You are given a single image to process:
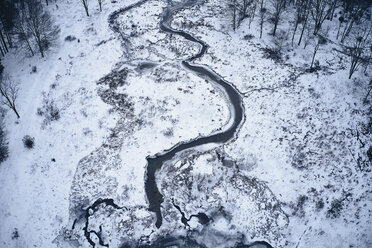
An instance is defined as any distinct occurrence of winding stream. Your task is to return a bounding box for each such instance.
[79,0,276,247]
[144,0,245,228]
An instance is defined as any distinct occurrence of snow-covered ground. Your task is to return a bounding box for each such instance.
[170,0,372,247]
[0,0,135,246]
[0,0,371,247]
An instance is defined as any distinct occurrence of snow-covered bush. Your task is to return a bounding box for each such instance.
[11,228,19,240]
[162,127,174,137]
[64,35,76,42]
[243,34,254,41]
[37,95,60,126]
[262,47,282,62]
[326,199,343,218]
[22,135,35,149]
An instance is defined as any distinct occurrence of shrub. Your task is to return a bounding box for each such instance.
[315,199,324,210]
[262,47,282,62]
[22,135,35,149]
[11,228,19,240]
[243,34,254,41]
[37,96,60,125]
[64,35,77,42]
[327,199,343,218]
[163,127,174,137]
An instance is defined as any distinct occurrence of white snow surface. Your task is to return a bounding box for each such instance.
[0,0,371,247]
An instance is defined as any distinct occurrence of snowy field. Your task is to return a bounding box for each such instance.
[0,0,371,247]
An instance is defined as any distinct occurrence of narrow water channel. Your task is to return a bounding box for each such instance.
[144,0,245,228]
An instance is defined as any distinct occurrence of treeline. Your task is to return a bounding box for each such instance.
[227,0,371,78]
[0,0,60,58]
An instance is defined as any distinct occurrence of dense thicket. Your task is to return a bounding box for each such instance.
[0,0,60,57]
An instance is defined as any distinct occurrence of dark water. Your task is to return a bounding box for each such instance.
[135,236,273,248]
[144,0,244,228]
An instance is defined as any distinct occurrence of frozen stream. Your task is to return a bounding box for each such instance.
[144,0,244,229]
[79,0,274,247]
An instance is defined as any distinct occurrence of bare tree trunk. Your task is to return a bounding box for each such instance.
[348,28,370,79]
[310,43,319,68]
[0,30,8,53]
[363,81,372,104]
[271,0,286,37]
[298,0,310,46]
[15,16,35,56]
[336,20,342,40]
[36,36,44,57]
[0,78,20,119]
[273,19,279,36]
[232,0,237,31]
[12,105,20,118]
[259,0,265,39]
[329,0,337,21]
[98,0,102,11]
[248,3,256,29]
[25,36,34,56]
[4,30,12,48]
[291,18,299,46]
[298,14,308,46]
[82,0,89,16]
[340,19,354,43]
[311,0,330,35]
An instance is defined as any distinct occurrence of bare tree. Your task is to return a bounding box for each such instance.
[0,43,4,56]
[236,0,255,27]
[336,15,344,40]
[98,0,103,12]
[26,0,60,57]
[247,1,257,29]
[310,34,327,69]
[14,10,35,56]
[81,0,89,16]
[0,29,8,53]
[232,0,237,31]
[292,0,309,45]
[311,0,331,35]
[303,27,312,49]
[270,0,287,36]
[363,79,372,104]
[347,27,371,79]
[0,76,20,118]
[340,1,366,43]
[259,0,267,39]
[328,0,338,21]
[297,0,311,45]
